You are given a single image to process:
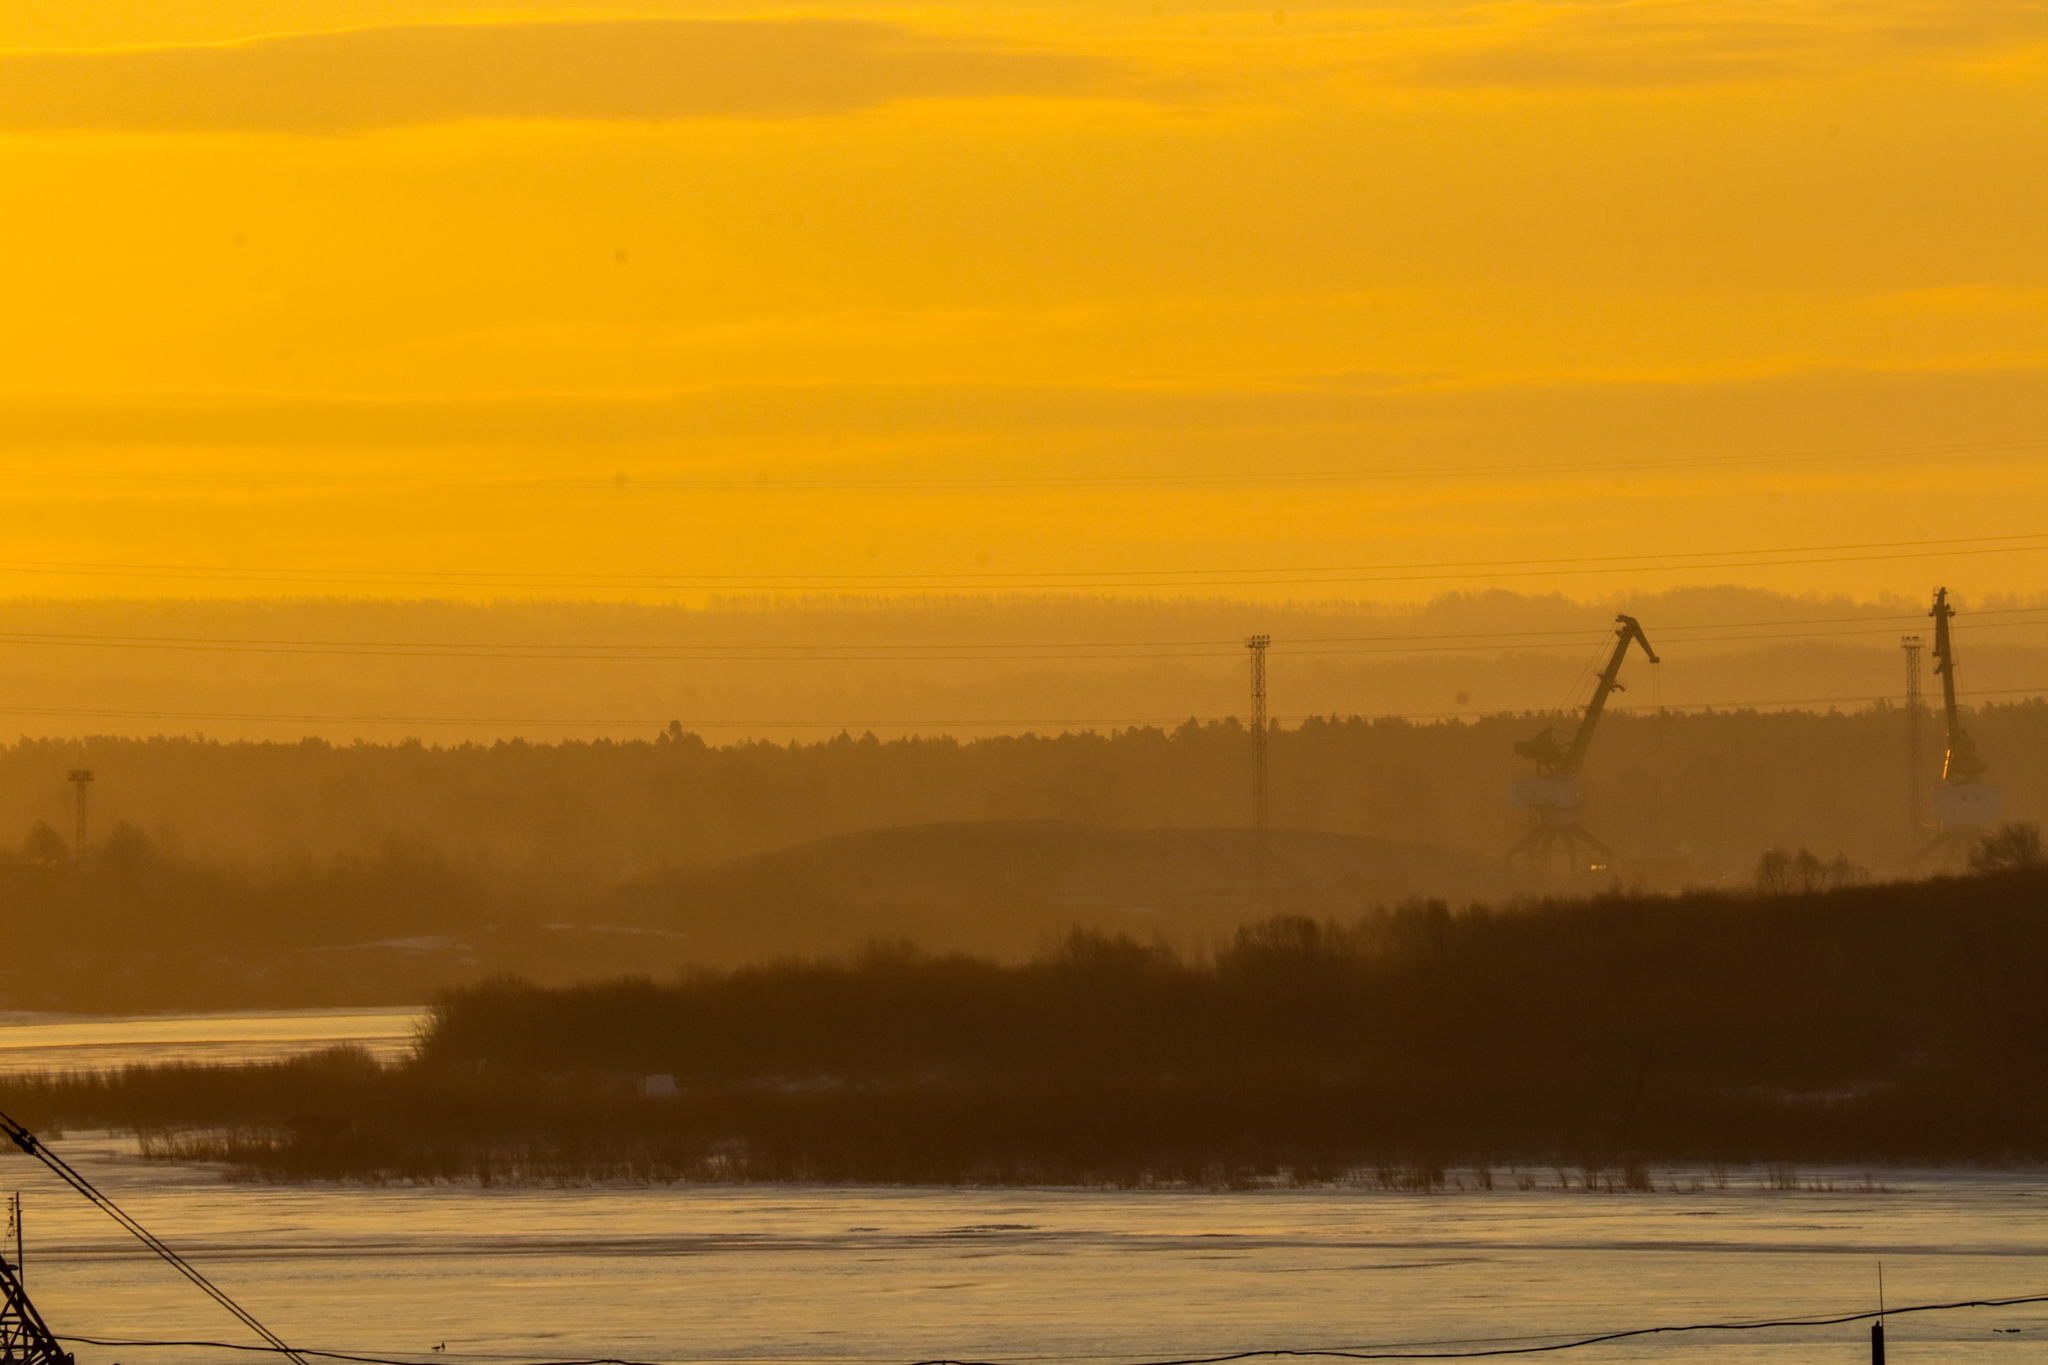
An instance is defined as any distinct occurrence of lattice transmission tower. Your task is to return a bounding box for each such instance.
[0,1196,71,1365]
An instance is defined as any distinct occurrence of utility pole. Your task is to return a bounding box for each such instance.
[66,768,93,863]
[1246,635,1270,874]
[1901,635,1923,841]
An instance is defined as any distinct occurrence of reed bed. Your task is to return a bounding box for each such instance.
[7,868,2045,1184]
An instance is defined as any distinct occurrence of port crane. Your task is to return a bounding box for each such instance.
[1915,587,2000,863]
[0,1109,305,1365]
[1506,614,1658,878]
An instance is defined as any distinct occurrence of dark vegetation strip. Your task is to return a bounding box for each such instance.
[6,868,2047,1184]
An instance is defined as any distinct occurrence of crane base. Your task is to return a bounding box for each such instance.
[1505,816,1615,881]
[1910,824,1982,869]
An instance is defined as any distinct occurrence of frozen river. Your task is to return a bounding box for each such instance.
[0,1007,426,1071]
[10,1144,2046,1365]
[0,1012,2040,1365]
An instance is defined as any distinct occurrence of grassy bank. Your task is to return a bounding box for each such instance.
[7,866,2047,1184]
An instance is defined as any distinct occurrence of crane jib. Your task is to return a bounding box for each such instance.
[1561,615,1659,776]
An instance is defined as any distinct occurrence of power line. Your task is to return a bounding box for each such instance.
[9,433,2047,493]
[0,530,2044,592]
[51,1291,2048,1365]
[0,607,2044,665]
[1284,614,2048,659]
[0,1112,304,1365]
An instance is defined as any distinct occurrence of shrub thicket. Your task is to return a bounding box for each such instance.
[10,865,2046,1183]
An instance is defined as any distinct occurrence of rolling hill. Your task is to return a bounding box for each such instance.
[646,820,1509,960]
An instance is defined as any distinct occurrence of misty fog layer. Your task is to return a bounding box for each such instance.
[0,701,2036,1010]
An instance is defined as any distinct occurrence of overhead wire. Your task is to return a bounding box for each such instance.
[1,682,2046,732]
[9,432,2047,493]
[1555,630,1614,713]
[0,600,2024,657]
[0,530,2044,593]
[0,1112,305,1365]
[0,608,2042,664]
[51,1291,2048,1365]
[0,545,2032,727]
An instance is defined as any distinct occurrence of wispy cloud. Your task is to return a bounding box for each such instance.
[1384,0,2048,89]
[5,3,2034,136]
[5,360,2045,449]
[0,19,1117,134]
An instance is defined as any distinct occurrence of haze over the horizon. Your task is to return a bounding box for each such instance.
[0,587,2039,743]
[1,0,2044,612]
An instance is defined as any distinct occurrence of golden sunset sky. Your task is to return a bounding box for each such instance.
[3,0,2045,602]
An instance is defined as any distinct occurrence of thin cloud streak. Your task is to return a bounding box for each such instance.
[3,363,2044,449]
[0,19,1118,134]
[1361,0,2048,89]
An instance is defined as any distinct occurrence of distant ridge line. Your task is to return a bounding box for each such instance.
[3,685,2048,731]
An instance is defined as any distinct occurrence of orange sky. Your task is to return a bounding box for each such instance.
[2,0,2045,602]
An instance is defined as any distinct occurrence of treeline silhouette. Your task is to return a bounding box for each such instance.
[0,821,650,1010]
[0,812,1492,1009]
[13,865,2047,1183]
[4,700,2044,890]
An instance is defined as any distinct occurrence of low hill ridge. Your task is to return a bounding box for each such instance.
[647,820,1508,958]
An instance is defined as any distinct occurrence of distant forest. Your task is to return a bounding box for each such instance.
[0,701,2040,1009]
[16,864,2047,1183]
[6,699,2043,877]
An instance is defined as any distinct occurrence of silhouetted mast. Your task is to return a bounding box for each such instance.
[1901,634,1923,838]
[1246,634,1270,878]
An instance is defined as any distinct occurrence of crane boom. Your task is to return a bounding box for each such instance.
[1516,614,1660,777]
[1929,587,1986,784]
[1566,614,1658,773]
